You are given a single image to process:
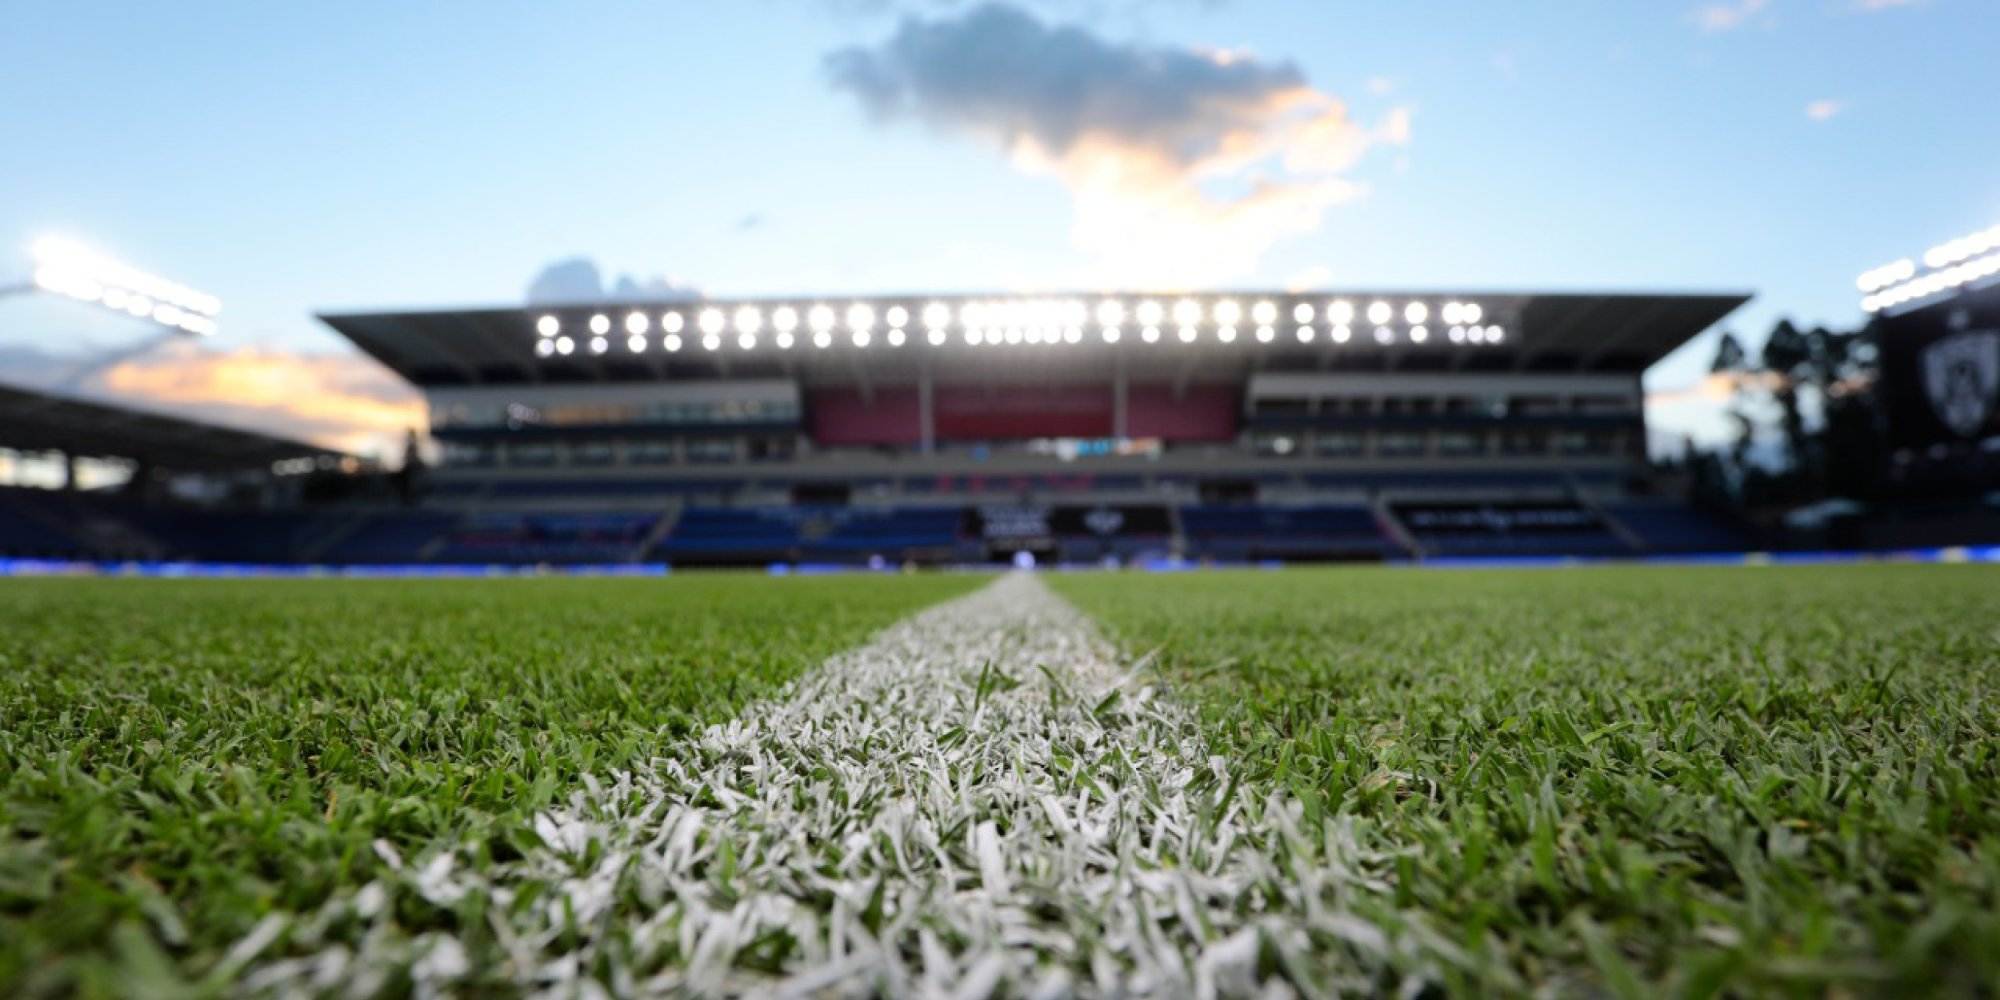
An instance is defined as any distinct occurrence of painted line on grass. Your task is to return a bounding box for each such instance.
[242,573,1441,997]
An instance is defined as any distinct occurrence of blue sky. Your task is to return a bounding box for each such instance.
[1,0,1995,456]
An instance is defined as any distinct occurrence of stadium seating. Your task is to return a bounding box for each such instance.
[318,511,463,564]
[1605,502,1748,553]
[431,511,659,564]
[653,507,804,561]
[1179,504,1399,561]
[806,507,964,557]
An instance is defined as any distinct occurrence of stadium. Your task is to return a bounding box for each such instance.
[4,5,1999,998]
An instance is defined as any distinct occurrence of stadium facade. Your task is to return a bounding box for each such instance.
[287,289,1751,566]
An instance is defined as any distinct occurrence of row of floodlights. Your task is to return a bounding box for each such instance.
[530,298,1502,357]
[27,237,219,336]
[1860,249,2000,313]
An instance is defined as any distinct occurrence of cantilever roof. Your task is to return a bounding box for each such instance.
[321,290,1749,389]
[0,383,344,471]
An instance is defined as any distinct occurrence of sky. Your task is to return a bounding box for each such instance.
[1,0,1995,459]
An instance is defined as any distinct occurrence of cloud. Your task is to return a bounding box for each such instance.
[1804,98,1844,121]
[1693,0,1770,31]
[824,2,1408,286]
[88,341,427,459]
[526,257,699,305]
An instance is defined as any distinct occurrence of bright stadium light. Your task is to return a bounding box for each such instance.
[886,305,909,329]
[846,303,875,332]
[773,306,799,333]
[590,313,611,335]
[1142,325,1161,343]
[555,336,575,355]
[662,311,685,334]
[1102,325,1121,343]
[1096,299,1126,326]
[1405,302,1429,324]
[927,328,947,346]
[1173,298,1202,326]
[888,328,906,347]
[1373,325,1394,344]
[1410,325,1429,343]
[1217,325,1238,343]
[1296,325,1315,343]
[1136,299,1164,326]
[1177,325,1198,343]
[1332,324,1352,343]
[627,334,647,353]
[1062,326,1082,344]
[702,333,722,351]
[1367,301,1392,325]
[624,311,649,335]
[664,333,683,352]
[537,314,561,337]
[1448,325,1466,343]
[923,302,950,329]
[1062,299,1088,327]
[965,328,984,345]
[1488,325,1506,343]
[1214,299,1243,326]
[809,304,836,333]
[1255,325,1275,343]
[734,305,762,335]
[737,332,757,350]
[589,336,609,354]
[1252,300,1278,326]
[534,338,556,357]
[699,308,725,335]
[1004,327,1023,345]
[852,329,872,347]
[1024,326,1043,345]
[1467,326,1486,344]
[1293,302,1314,324]
[27,236,221,335]
[1463,302,1483,324]
[1328,299,1355,324]
[776,331,795,350]
[814,330,833,349]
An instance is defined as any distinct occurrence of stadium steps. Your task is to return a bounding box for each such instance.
[1570,488,1645,553]
[631,501,683,562]
[294,509,376,563]
[1372,497,1423,558]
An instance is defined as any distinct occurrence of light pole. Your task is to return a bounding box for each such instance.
[4,235,224,390]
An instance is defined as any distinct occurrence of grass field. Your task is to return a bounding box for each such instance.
[1,564,1995,996]
[1053,564,2000,995]
[0,574,982,996]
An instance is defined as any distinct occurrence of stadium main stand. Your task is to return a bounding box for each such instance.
[3,290,1773,567]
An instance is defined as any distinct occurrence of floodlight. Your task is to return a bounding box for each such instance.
[589,336,609,354]
[1102,326,1121,343]
[773,306,799,333]
[734,306,762,335]
[776,331,795,350]
[1405,302,1429,324]
[1136,300,1164,326]
[959,302,984,327]
[1214,299,1243,326]
[1448,325,1466,343]
[1410,325,1429,343]
[590,313,611,335]
[809,304,836,333]
[846,303,875,332]
[1177,325,1197,343]
[1004,327,1023,345]
[1142,325,1161,343]
[1331,324,1352,343]
[1173,298,1202,326]
[737,333,757,350]
[814,330,833,348]
[623,312,647,336]
[1252,300,1278,325]
[1025,327,1044,345]
[928,328,947,346]
[664,333,683,352]
[702,333,721,351]
[699,308,725,335]
[853,329,872,347]
[1328,299,1355,324]
[1255,325,1275,343]
[1463,302,1483,323]
[888,328,906,346]
[556,336,575,355]
[1292,302,1314,323]
[1488,325,1506,343]
[1061,299,1088,326]
[886,305,908,328]
[1296,325,1315,342]
[1062,326,1082,344]
[1217,325,1238,343]
[537,314,561,337]
[1467,326,1486,344]
[534,338,556,357]
[1367,301,1392,325]
[965,329,984,345]
[662,311,685,333]
[627,334,648,353]
[1373,326,1394,344]
[1096,299,1125,326]
[923,302,950,329]
[27,236,221,334]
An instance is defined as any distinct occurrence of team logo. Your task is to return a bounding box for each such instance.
[1922,315,2000,438]
[1082,507,1125,535]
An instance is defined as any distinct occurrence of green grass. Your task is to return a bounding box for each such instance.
[0,573,981,997]
[1050,564,2000,996]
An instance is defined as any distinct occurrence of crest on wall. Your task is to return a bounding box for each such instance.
[1922,310,2000,439]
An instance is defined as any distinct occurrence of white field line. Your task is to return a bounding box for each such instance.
[241,573,1445,998]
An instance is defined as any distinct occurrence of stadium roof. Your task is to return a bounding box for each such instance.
[0,383,344,471]
[321,290,1749,389]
